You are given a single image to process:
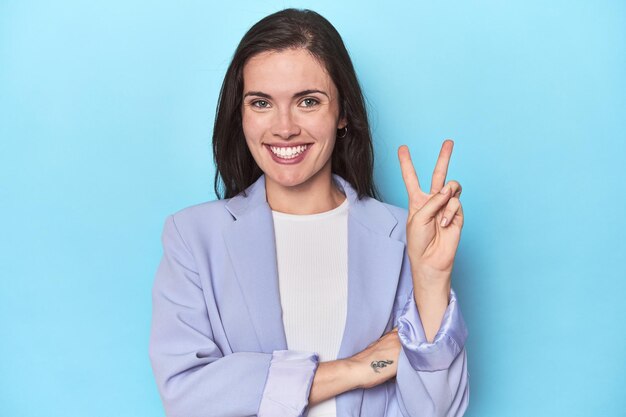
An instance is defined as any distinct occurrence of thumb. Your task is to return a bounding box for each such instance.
[416,186,453,220]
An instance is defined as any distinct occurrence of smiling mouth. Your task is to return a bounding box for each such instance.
[266,144,310,159]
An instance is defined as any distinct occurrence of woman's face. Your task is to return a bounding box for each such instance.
[241,48,346,193]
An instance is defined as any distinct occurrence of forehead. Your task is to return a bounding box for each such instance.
[242,48,336,95]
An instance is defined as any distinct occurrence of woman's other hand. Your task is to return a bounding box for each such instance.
[309,328,401,406]
[346,328,401,389]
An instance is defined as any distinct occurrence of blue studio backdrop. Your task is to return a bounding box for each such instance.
[1,1,624,416]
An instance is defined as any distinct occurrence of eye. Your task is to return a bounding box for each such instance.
[251,100,270,108]
[300,97,320,108]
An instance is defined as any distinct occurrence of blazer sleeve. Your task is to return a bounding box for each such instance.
[149,215,318,417]
[390,250,470,417]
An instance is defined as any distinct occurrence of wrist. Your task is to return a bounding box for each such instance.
[309,358,361,406]
[343,356,367,390]
[410,260,450,285]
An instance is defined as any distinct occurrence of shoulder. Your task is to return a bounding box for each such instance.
[170,198,231,224]
[379,201,409,223]
[162,199,234,244]
[381,201,408,241]
[355,196,408,241]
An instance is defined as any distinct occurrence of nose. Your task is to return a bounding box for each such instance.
[270,108,301,139]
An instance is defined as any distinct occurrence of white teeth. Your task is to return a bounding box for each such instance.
[269,144,308,159]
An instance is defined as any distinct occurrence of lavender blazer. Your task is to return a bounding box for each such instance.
[149,174,469,417]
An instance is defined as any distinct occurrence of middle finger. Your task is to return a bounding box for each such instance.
[430,139,454,194]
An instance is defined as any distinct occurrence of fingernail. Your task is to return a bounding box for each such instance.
[440,186,449,194]
[441,217,448,227]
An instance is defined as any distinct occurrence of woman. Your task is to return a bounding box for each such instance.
[149,8,468,417]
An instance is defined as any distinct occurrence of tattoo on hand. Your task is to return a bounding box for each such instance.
[370,359,394,373]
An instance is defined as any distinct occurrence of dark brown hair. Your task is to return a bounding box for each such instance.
[212,8,379,200]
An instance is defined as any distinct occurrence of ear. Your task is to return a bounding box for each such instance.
[337,101,348,129]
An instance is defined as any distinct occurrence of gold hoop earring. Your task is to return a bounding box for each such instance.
[337,126,348,138]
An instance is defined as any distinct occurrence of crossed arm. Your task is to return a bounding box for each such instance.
[149,214,467,417]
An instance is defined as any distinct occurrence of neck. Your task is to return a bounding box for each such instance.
[265,168,346,215]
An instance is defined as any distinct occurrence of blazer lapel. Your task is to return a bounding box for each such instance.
[332,175,406,360]
[223,175,288,353]
[222,174,406,359]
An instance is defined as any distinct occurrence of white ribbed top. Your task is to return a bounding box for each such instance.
[271,197,349,417]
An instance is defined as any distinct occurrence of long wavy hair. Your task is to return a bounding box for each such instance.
[212,8,379,200]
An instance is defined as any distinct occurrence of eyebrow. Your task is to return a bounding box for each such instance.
[243,89,329,99]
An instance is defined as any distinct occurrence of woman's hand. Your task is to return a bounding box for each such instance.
[309,329,401,405]
[346,328,401,390]
[398,140,463,341]
[398,139,463,283]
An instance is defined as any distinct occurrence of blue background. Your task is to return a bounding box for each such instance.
[1,1,624,416]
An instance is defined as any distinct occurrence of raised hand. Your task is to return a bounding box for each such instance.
[398,139,463,282]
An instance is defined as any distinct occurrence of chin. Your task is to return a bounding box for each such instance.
[266,171,311,188]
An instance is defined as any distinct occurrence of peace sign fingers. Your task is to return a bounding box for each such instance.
[430,139,454,194]
[398,145,424,211]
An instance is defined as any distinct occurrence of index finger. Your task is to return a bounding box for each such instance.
[398,145,422,200]
[430,139,454,194]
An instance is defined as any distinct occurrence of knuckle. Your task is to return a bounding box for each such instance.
[444,199,460,215]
